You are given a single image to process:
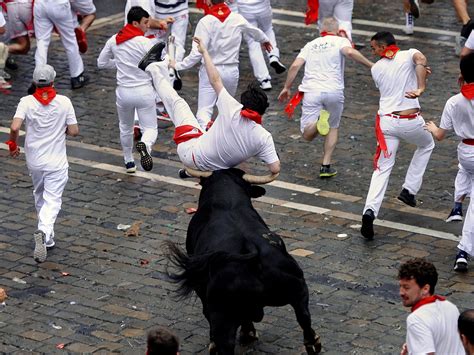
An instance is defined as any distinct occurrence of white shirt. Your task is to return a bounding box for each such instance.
[176,12,268,70]
[466,31,474,50]
[14,94,77,171]
[124,0,155,22]
[97,34,154,88]
[154,0,188,17]
[0,11,5,27]
[371,49,421,115]
[237,0,270,13]
[440,92,474,139]
[192,89,279,170]
[297,35,352,93]
[406,300,464,355]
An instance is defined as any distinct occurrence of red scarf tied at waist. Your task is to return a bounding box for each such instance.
[305,0,319,25]
[380,45,400,60]
[461,83,474,100]
[373,114,390,170]
[33,87,57,106]
[173,125,203,145]
[284,91,304,119]
[116,24,145,45]
[241,109,262,125]
[207,3,231,23]
[411,295,446,312]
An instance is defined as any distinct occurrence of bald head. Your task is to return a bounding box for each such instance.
[320,17,339,34]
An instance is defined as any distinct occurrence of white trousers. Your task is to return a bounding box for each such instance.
[318,0,353,41]
[30,168,68,243]
[34,0,84,77]
[70,0,96,28]
[240,7,280,82]
[6,1,33,39]
[363,115,434,217]
[153,12,188,62]
[197,64,239,129]
[458,143,474,255]
[116,84,158,163]
[454,163,471,202]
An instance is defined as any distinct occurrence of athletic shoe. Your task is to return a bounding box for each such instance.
[46,237,55,250]
[320,165,337,178]
[269,56,286,74]
[454,250,469,272]
[446,208,463,222]
[0,76,11,90]
[125,161,136,174]
[397,188,417,207]
[259,79,272,91]
[404,13,415,35]
[133,125,142,142]
[136,141,153,171]
[178,168,192,179]
[361,209,375,240]
[138,41,166,71]
[6,57,18,70]
[33,230,47,263]
[409,0,420,18]
[71,72,89,89]
[0,69,11,80]
[316,110,330,136]
[173,69,182,91]
[74,27,88,53]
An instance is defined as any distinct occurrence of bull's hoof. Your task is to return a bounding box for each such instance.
[208,341,217,354]
[304,335,322,354]
[239,330,259,345]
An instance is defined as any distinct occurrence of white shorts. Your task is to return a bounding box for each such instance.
[70,0,96,15]
[6,1,33,39]
[300,91,345,133]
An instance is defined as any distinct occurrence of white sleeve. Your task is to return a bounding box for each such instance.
[65,99,78,125]
[239,16,269,43]
[216,88,242,122]
[466,31,474,50]
[297,44,310,60]
[339,37,352,50]
[406,316,436,354]
[175,20,207,71]
[14,98,29,120]
[408,48,422,63]
[0,12,5,28]
[258,134,279,165]
[97,37,117,69]
[439,97,454,131]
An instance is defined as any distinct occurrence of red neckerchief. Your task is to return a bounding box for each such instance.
[305,0,319,25]
[320,32,336,37]
[33,87,57,106]
[380,45,400,59]
[116,24,145,45]
[373,114,390,170]
[207,3,231,23]
[241,109,262,125]
[461,83,474,100]
[196,0,210,14]
[173,125,203,145]
[411,295,446,312]
[284,92,304,119]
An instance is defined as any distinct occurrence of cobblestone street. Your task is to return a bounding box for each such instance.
[0,0,473,353]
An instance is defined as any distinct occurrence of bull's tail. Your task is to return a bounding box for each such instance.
[163,241,258,300]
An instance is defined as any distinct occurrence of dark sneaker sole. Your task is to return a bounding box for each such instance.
[454,259,468,272]
[138,42,166,71]
[409,0,420,18]
[34,230,47,263]
[361,215,374,240]
[397,195,416,207]
[270,61,286,74]
[136,141,153,171]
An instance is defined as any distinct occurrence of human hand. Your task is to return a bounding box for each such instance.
[400,343,408,355]
[424,121,437,133]
[6,140,20,158]
[278,88,290,103]
[169,59,176,69]
[405,88,424,99]
[262,41,273,52]
[193,37,206,54]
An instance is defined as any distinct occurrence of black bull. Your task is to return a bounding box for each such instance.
[166,169,321,354]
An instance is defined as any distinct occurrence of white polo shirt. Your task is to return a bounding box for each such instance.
[297,35,352,93]
[14,94,77,171]
[371,49,421,115]
[406,300,464,355]
[237,0,270,13]
[466,31,474,50]
[0,11,5,27]
[440,92,474,139]
[192,89,279,170]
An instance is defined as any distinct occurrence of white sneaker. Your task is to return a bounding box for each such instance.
[259,79,272,91]
[0,76,11,89]
[34,230,47,263]
[404,13,415,35]
[46,236,55,249]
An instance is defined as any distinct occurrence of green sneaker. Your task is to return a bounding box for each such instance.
[316,110,330,136]
[320,165,337,178]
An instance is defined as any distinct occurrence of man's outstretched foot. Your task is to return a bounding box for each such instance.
[397,188,416,207]
[409,0,420,18]
[138,41,166,71]
[361,209,375,240]
[136,141,153,171]
[178,168,192,179]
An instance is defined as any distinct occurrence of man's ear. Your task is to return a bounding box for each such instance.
[421,283,431,296]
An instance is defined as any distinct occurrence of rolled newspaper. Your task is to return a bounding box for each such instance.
[168,33,176,81]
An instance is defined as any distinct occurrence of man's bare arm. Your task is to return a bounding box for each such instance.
[193,36,224,96]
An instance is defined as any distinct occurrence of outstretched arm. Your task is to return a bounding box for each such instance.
[194,36,224,96]
[406,51,428,98]
[7,117,22,158]
[278,57,305,102]
[341,46,374,68]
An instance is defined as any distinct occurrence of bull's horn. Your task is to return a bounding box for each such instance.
[184,167,212,178]
[242,172,279,184]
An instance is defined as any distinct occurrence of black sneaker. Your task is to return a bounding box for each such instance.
[269,56,286,74]
[71,72,89,89]
[6,57,18,70]
[136,141,153,171]
[138,41,166,71]
[397,188,416,207]
[361,209,375,240]
[33,230,47,263]
[446,208,463,222]
[320,165,337,178]
[125,161,136,174]
[178,168,192,179]
[173,69,182,91]
[409,0,420,18]
[454,250,469,272]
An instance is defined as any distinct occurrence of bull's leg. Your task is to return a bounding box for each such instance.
[239,321,259,345]
[291,285,321,354]
[209,312,239,355]
[196,289,216,352]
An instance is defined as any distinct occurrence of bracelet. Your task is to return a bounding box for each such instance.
[5,140,18,152]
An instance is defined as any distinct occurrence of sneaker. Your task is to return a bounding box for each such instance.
[74,27,88,53]
[404,13,415,35]
[0,76,11,90]
[45,237,55,250]
[6,57,18,70]
[454,250,469,272]
[446,208,463,222]
[178,168,192,179]
[33,230,47,263]
[71,72,89,89]
[136,141,153,171]
[316,110,330,136]
[320,165,337,178]
[259,79,272,91]
[133,125,142,142]
[172,69,182,91]
[269,56,286,74]
[138,41,166,71]
[0,69,11,80]
[361,209,375,240]
[397,188,417,207]
[409,0,420,18]
[125,161,136,173]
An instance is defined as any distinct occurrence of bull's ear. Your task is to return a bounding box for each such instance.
[249,186,266,198]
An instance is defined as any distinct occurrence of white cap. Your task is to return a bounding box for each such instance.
[33,64,56,85]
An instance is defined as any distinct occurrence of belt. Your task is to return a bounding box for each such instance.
[462,139,474,145]
[384,112,420,119]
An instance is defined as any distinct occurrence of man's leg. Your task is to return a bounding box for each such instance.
[322,128,338,165]
[320,91,344,166]
[6,2,32,55]
[447,164,470,222]
[334,0,354,42]
[170,13,188,62]
[34,2,54,67]
[116,87,136,167]
[258,9,286,74]
[301,93,323,141]
[135,85,158,155]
